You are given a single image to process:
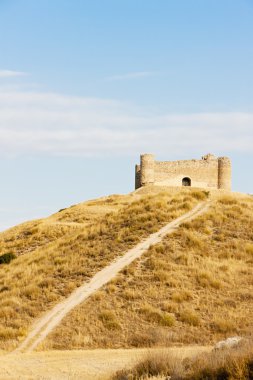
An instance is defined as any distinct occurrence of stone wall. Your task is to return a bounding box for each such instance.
[135,153,231,191]
[135,165,141,190]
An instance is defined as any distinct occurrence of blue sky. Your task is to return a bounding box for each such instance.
[0,0,252,230]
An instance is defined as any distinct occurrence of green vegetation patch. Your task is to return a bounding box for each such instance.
[0,253,16,265]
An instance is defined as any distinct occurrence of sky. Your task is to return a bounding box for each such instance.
[0,0,252,230]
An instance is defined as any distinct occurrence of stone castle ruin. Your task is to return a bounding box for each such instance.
[135,153,231,191]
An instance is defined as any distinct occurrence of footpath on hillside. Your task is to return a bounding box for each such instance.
[16,201,210,353]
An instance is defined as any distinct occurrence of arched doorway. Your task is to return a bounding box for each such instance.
[182,177,191,186]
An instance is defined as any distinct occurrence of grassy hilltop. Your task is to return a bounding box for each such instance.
[0,187,252,354]
[43,191,253,351]
[0,188,202,350]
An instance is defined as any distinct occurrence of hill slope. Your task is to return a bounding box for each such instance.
[0,188,204,350]
[39,192,253,350]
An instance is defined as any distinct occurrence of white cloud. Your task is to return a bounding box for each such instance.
[0,70,27,78]
[0,87,252,158]
[105,71,157,81]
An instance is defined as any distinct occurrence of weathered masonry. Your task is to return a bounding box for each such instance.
[135,153,231,191]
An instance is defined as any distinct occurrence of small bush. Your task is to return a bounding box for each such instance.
[123,289,140,300]
[140,304,175,326]
[0,252,16,265]
[111,341,253,380]
[153,270,168,282]
[128,332,157,347]
[212,318,236,333]
[161,313,175,327]
[196,271,222,289]
[245,243,253,256]
[191,191,209,200]
[179,309,200,326]
[187,341,253,380]
[99,310,121,330]
[172,290,192,303]
[0,326,19,339]
[112,350,181,380]
[218,195,237,205]
[182,230,203,249]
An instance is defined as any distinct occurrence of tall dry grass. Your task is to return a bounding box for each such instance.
[0,194,134,257]
[43,193,253,350]
[112,339,253,380]
[0,189,201,350]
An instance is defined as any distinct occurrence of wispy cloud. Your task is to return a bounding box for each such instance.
[105,71,157,81]
[0,70,28,78]
[0,87,252,158]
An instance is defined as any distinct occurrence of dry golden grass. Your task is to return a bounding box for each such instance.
[0,189,201,350]
[43,193,253,350]
[0,347,211,380]
[0,194,136,257]
[112,339,253,380]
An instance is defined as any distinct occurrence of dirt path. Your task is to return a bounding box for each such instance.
[16,201,210,353]
[1,347,212,379]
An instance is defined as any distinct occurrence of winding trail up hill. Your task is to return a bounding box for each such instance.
[16,201,209,352]
[0,188,205,351]
[0,188,252,353]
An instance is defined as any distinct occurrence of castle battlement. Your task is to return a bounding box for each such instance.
[135,153,231,191]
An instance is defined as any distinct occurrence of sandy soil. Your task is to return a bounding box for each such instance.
[0,346,212,380]
[16,201,210,353]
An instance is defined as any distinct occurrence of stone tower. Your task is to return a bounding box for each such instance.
[218,157,232,191]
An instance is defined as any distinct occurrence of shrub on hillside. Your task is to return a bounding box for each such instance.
[191,190,209,200]
[179,309,200,326]
[112,340,253,380]
[187,341,253,380]
[98,310,122,330]
[139,304,175,327]
[0,252,16,265]
[112,350,182,380]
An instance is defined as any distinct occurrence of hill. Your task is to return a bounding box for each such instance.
[0,188,206,351]
[0,188,252,353]
[42,191,253,351]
